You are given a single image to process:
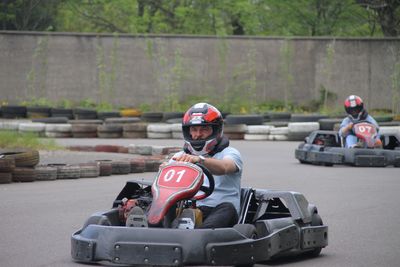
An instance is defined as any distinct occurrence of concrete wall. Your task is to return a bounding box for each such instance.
[0,31,399,113]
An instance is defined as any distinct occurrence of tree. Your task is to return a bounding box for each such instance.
[356,0,400,36]
[0,0,63,31]
[263,0,375,36]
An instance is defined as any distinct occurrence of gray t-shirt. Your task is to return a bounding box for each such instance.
[171,147,243,214]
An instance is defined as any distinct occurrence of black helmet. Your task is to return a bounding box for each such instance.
[344,95,365,120]
[182,103,223,155]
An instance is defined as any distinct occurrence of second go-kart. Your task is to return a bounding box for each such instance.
[295,121,400,167]
[71,162,328,266]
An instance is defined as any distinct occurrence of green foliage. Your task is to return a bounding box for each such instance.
[19,97,54,108]
[0,131,61,150]
[55,99,73,108]
[51,0,397,37]
[77,98,97,109]
[2,0,399,37]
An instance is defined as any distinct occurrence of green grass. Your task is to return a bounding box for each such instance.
[0,131,62,150]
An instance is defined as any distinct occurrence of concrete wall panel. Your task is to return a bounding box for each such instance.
[0,31,399,113]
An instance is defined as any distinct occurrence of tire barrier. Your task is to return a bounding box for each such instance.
[290,114,329,122]
[45,123,72,138]
[35,165,58,181]
[123,122,148,139]
[110,161,131,175]
[120,108,142,117]
[18,122,46,136]
[50,108,74,119]
[374,115,393,122]
[128,144,153,155]
[0,120,24,131]
[94,145,121,153]
[71,124,98,138]
[73,108,98,120]
[105,117,141,126]
[141,112,163,122]
[1,105,27,119]
[0,149,40,167]
[244,125,273,141]
[1,114,399,142]
[287,122,320,141]
[143,156,165,172]
[129,158,146,173]
[33,117,70,124]
[0,172,12,184]
[97,124,123,138]
[0,157,16,172]
[224,124,247,140]
[78,163,101,178]
[49,164,81,179]
[27,106,51,118]
[94,160,113,176]
[0,147,177,184]
[171,123,183,139]
[69,119,103,125]
[12,167,37,182]
[147,123,173,139]
[266,112,291,122]
[97,111,121,121]
[269,127,289,141]
[225,114,264,125]
[162,112,184,122]
[318,118,343,131]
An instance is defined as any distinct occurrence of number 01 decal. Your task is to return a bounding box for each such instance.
[163,169,186,183]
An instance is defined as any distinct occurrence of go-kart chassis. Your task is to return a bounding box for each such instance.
[71,185,328,266]
[295,130,400,167]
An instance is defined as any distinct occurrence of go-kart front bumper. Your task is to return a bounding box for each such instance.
[71,222,327,266]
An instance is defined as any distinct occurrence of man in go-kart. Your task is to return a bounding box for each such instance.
[170,102,243,228]
[339,95,382,148]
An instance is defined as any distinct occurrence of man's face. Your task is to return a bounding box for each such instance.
[189,125,213,140]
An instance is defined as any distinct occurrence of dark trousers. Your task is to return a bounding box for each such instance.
[198,202,238,229]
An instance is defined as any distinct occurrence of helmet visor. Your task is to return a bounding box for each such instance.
[348,106,363,118]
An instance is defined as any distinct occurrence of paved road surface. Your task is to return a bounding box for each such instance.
[1,138,399,267]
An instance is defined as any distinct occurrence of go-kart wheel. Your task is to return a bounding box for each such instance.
[306,213,323,257]
[194,163,215,200]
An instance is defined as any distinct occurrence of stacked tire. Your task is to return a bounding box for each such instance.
[45,123,72,138]
[0,149,40,182]
[0,157,15,183]
[147,124,172,139]
[123,123,148,138]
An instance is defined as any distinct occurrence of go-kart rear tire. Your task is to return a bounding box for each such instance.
[306,213,323,257]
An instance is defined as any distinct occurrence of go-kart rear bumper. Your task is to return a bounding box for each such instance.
[71,223,327,266]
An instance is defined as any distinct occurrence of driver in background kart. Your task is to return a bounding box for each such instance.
[339,95,382,148]
[171,102,243,228]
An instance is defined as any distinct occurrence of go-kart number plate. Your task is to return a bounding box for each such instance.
[157,165,201,188]
[354,123,377,136]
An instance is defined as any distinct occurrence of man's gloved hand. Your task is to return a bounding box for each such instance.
[343,123,354,135]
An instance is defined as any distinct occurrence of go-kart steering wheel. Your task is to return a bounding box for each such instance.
[193,163,215,200]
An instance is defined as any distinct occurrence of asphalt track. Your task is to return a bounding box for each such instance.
[1,138,399,267]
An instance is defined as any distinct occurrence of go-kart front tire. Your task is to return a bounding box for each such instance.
[306,213,323,257]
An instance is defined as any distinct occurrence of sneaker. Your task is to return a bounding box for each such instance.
[172,208,197,229]
[126,206,148,227]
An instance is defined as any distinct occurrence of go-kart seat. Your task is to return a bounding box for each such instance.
[238,187,254,224]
